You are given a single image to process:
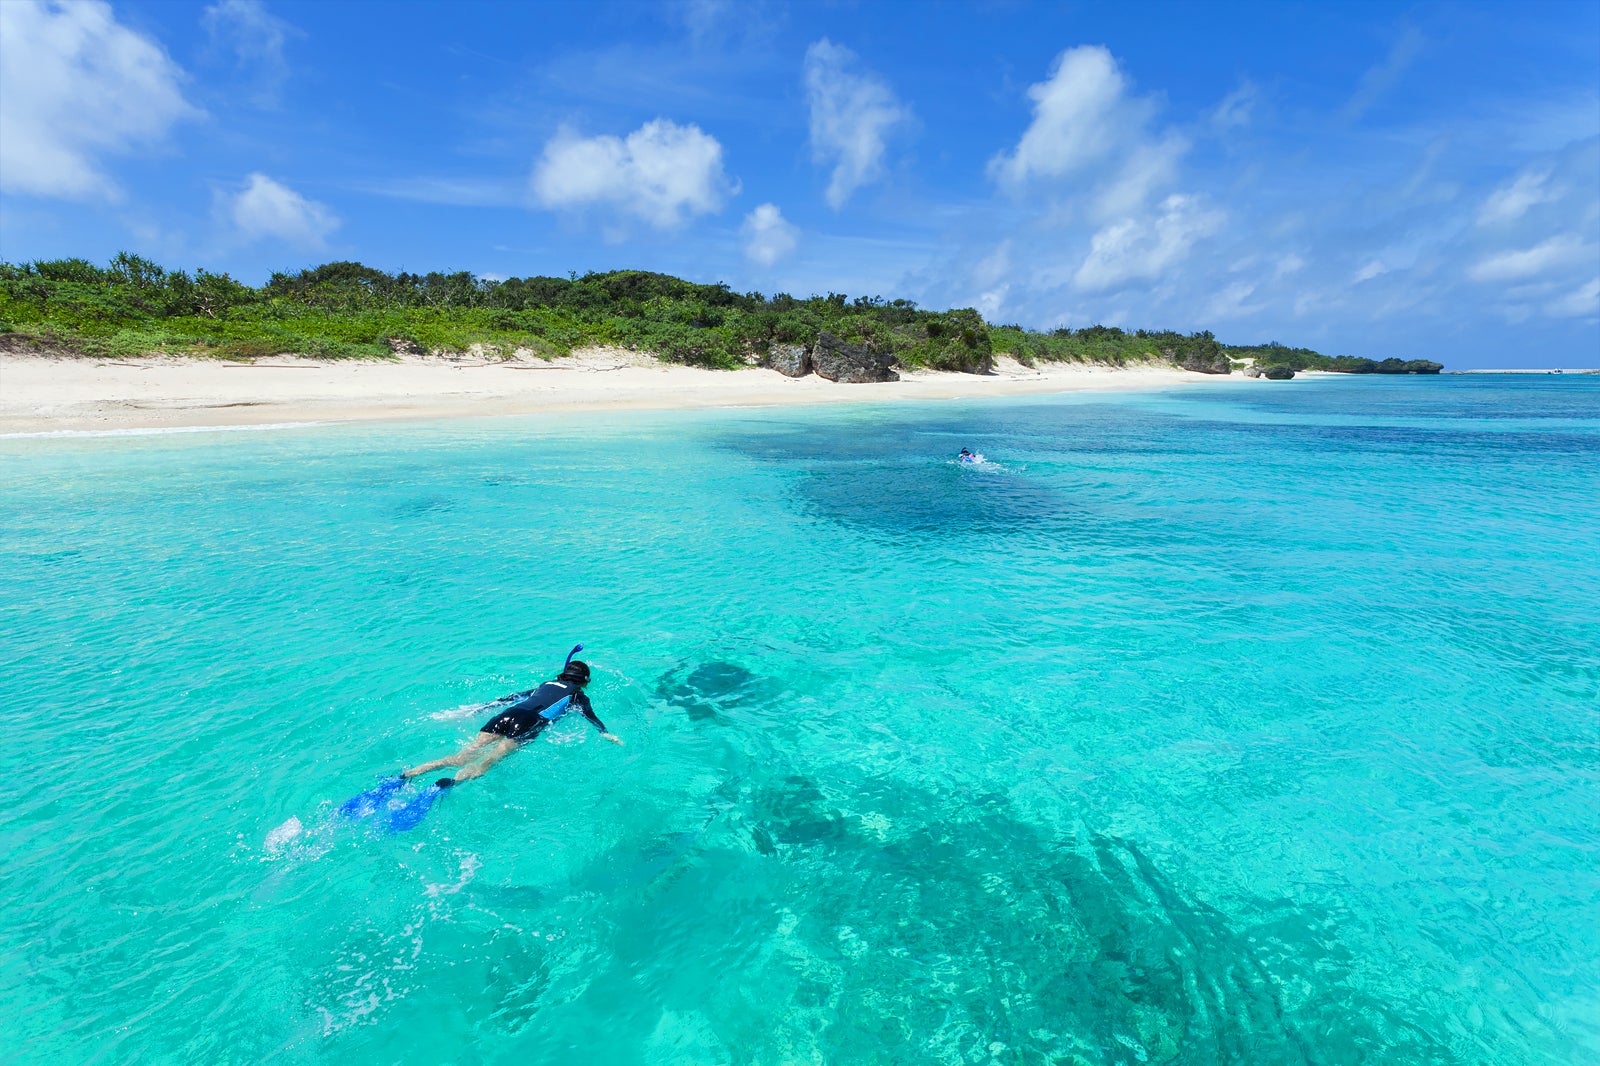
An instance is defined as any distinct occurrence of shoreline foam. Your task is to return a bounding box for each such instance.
[0,349,1293,435]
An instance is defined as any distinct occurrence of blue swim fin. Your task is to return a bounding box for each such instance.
[384,782,445,833]
[337,774,406,820]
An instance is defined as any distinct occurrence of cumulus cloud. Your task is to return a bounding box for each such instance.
[804,39,911,208]
[0,0,199,200]
[1467,235,1592,282]
[988,46,1134,187]
[1073,194,1224,292]
[1477,168,1560,226]
[230,173,338,247]
[532,119,735,229]
[202,0,295,106]
[988,44,1191,229]
[742,203,798,265]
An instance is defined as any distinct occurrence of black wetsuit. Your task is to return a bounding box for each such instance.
[480,681,607,742]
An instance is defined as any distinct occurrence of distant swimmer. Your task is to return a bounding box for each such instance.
[958,448,984,463]
[402,656,623,789]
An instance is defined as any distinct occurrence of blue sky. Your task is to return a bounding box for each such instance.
[1,1,1596,368]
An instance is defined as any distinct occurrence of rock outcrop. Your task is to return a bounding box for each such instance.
[1351,358,1443,374]
[763,343,811,378]
[1173,351,1231,374]
[1262,365,1296,379]
[811,332,898,383]
[1243,365,1263,378]
[385,335,427,356]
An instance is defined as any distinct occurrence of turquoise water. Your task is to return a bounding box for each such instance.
[2,376,1597,1065]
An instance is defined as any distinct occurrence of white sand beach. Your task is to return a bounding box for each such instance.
[0,349,1266,435]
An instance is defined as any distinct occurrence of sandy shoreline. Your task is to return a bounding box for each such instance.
[0,349,1271,435]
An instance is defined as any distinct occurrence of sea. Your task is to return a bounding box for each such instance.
[1,374,1596,1065]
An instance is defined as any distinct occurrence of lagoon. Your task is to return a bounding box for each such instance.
[1,375,1596,1064]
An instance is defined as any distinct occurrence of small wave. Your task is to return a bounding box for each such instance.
[429,700,498,722]
[949,457,1010,472]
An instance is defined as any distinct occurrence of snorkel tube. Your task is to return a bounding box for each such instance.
[564,643,584,668]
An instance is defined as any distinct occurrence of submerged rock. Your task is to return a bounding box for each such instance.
[658,660,776,722]
[812,332,898,383]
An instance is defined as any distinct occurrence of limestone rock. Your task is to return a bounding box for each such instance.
[763,343,812,378]
[1177,353,1231,374]
[811,332,898,383]
[1262,365,1296,379]
[386,335,427,357]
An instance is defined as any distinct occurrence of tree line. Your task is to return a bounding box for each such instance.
[0,254,1439,372]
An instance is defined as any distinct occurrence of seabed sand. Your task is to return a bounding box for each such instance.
[0,349,1294,435]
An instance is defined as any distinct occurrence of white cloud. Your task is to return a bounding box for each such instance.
[989,45,1188,224]
[682,0,731,37]
[742,203,798,265]
[1342,27,1424,122]
[988,46,1135,187]
[1353,259,1388,283]
[971,241,1013,319]
[1205,281,1262,320]
[1212,81,1257,129]
[804,39,911,209]
[1275,253,1306,278]
[973,240,1012,290]
[1477,168,1559,226]
[532,119,735,229]
[231,173,338,247]
[0,0,199,200]
[202,0,294,106]
[1546,277,1599,317]
[1096,134,1189,219]
[1468,235,1592,282]
[1073,194,1224,291]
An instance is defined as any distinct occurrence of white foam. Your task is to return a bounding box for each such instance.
[0,421,328,440]
[264,815,304,851]
[429,700,496,722]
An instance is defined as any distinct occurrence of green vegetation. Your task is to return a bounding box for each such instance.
[1226,341,1442,375]
[0,254,1437,372]
[989,323,1228,368]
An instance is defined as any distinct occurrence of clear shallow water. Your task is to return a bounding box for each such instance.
[1,376,1596,1065]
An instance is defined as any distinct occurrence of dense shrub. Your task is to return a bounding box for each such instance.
[0,254,1425,370]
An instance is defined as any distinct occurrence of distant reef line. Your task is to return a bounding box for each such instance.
[0,254,1443,379]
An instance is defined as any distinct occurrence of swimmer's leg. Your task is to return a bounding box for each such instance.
[403,732,497,778]
[451,737,521,783]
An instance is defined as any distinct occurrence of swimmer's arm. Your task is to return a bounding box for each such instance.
[578,695,624,745]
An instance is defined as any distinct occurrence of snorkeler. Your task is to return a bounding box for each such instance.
[958,448,982,463]
[401,659,622,788]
